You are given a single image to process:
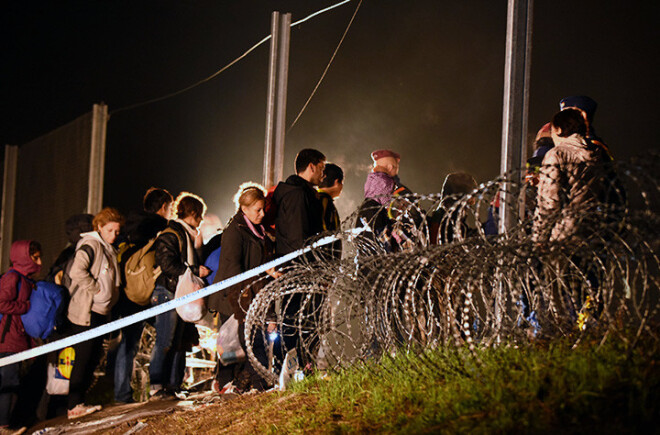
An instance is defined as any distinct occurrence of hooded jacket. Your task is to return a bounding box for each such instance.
[209,211,273,320]
[533,133,603,242]
[0,240,40,353]
[67,231,121,326]
[273,174,323,256]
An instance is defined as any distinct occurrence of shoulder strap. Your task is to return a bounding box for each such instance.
[78,244,95,266]
[160,227,184,252]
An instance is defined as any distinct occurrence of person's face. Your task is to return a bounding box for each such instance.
[242,199,265,225]
[377,157,399,177]
[98,221,121,245]
[30,251,42,266]
[157,201,172,219]
[310,161,326,186]
[331,179,344,199]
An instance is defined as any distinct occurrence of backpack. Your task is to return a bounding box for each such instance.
[124,227,181,306]
[60,244,95,291]
[0,270,67,340]
[22,280,68,339]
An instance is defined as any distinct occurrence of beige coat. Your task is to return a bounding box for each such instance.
[67,231,120,326]
[532,134,600,243]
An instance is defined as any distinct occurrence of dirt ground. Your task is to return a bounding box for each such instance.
[26,389,315,434]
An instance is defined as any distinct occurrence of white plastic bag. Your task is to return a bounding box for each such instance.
[175,268,207,323]
[216,315,246,365]
[46,346,75,395]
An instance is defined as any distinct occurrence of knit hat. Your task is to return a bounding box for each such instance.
[371,149,400,162]
[559,96,597,123]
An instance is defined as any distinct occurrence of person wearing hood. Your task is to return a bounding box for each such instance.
[0,240,42,431]
[150,193,209,399]
[66,207,123,419]
[272,148,326,257]
[209,184,279,393]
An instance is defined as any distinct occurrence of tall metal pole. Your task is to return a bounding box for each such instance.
[0,145,18,271]
[499,0,533,234]
[87,103,108,214]
[263,12,281,188]
[273,13,291,185]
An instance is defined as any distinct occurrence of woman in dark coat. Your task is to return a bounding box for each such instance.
[209,184,279,393]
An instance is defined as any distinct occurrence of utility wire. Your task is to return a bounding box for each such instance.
[288,0,362,132]
[110,0,353,117]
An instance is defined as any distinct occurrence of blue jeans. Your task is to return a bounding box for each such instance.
[114,319,144,402]
[149,286,183,390]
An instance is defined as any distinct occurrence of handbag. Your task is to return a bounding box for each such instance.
[175,267,207,323]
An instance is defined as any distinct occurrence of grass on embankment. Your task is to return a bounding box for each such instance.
[265,339,659,433]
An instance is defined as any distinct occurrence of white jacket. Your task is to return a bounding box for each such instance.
[67,231,120,325]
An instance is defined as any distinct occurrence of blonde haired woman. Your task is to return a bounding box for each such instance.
[209,183,279,392]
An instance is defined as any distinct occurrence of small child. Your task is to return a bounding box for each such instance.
[0,240,42,432]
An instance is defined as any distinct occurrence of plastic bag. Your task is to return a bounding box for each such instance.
[175,268,207,323]
[216,315,246,365]
[46,346,75,395]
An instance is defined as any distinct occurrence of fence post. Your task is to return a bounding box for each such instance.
[87,103,108,214]
[0,145,19,271]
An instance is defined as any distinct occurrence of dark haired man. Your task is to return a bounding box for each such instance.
[318,163,344,233]
[273,148,326,256]
[272,149,326,375]
[113,187,173,403]
[318,163,344,260]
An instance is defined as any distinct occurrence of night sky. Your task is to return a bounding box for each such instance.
[2,1,658,227]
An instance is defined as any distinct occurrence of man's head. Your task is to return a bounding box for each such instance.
[319,163,344,199]
[559,95,597,125]
[371,149,400,177]
[143,187,173,218]
[552,108,587,138]
[295,148,326,186]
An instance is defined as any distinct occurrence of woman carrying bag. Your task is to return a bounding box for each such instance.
[209,183,280,393]
[66,207,123,419]
[150,192,210,399]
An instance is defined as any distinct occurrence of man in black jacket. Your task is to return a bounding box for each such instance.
[273,148,326,257]
[272,149,326,371]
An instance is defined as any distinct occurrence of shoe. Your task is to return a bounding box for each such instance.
[149,389,176,401]
[67,404,102,419]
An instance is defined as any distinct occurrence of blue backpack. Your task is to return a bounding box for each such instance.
[1,271,67,340]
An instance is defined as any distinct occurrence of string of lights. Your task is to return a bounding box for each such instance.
[109,0,355,117]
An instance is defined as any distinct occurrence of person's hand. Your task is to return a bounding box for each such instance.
[266,267,283,279]
[198,265,211,278]
[267,322,277,333]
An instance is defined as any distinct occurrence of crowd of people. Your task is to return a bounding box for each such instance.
[0,95,621,432]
